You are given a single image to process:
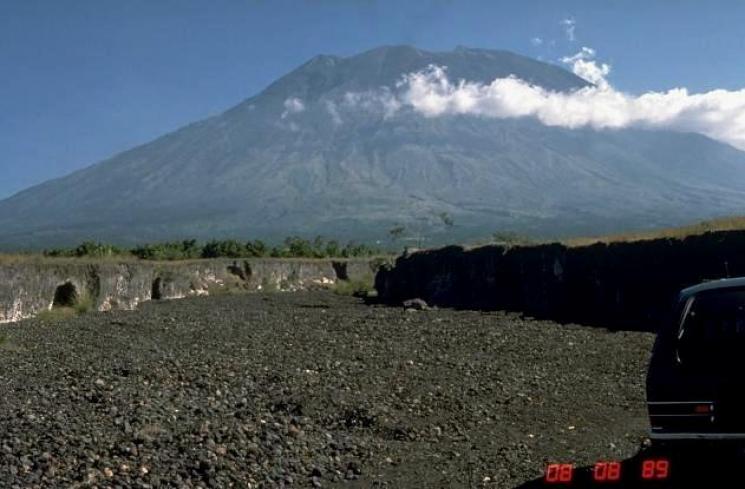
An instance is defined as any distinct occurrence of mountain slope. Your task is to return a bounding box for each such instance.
[2,45,745,248]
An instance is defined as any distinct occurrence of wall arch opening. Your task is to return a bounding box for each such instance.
[151,277,163,300]
[53,282,78,308]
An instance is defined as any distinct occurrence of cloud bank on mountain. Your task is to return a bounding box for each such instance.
[343,48,745,151]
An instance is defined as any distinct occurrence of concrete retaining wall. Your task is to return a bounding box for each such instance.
[0,258,378,324]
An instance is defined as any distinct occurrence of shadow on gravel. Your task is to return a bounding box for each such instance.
[362,292,654,334]
[515,446,745,489]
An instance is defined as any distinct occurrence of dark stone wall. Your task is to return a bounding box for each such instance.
[376,231,745,331]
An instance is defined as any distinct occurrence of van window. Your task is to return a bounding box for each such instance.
[677,288,745,366]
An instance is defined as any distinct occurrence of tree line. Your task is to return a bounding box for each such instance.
[44,237,383,260]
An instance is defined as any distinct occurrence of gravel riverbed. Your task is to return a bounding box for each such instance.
[0,292,654,488]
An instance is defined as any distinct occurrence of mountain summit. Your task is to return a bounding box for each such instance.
[261,45,588,98]
[2,45,745,248]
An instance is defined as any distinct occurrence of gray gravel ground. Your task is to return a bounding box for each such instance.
[0,292,655,488]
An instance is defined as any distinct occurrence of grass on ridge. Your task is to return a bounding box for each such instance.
[564,215,745,247]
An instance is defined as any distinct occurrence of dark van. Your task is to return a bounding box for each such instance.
[647,277,745,442]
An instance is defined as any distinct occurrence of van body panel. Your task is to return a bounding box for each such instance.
[647,279,745,440]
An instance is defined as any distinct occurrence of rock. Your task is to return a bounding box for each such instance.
[402,298,429,311]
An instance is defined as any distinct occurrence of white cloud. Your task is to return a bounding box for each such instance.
[560,47,611,89]
[271,47,745,151]
[325,100,343,125]
[531,37,543,47]
[561,17,576,42]
[281,97,305,119]
[344,88,401,119]
[383,50,745,150]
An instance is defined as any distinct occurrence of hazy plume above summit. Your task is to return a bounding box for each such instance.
[2,45,745,249]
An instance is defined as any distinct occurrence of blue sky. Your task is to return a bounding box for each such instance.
[2,0,745,199]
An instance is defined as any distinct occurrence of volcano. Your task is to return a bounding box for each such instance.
[2,45,745,248]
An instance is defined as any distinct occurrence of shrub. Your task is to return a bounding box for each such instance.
[73,294,94,314]
[260,277,279,292]
[37,307,78,322]
[341,241,377,257]
[75,241,124,257]
[42,236,386,261]
[283,236,316,258]
[245,240,267,257]
[201,239,246,258]
[44,248,73,258]
[332,274,376,297]
[38,289,94,322]
[324,239,341,257]
[44,241,124,258]
[131,240,202,260]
